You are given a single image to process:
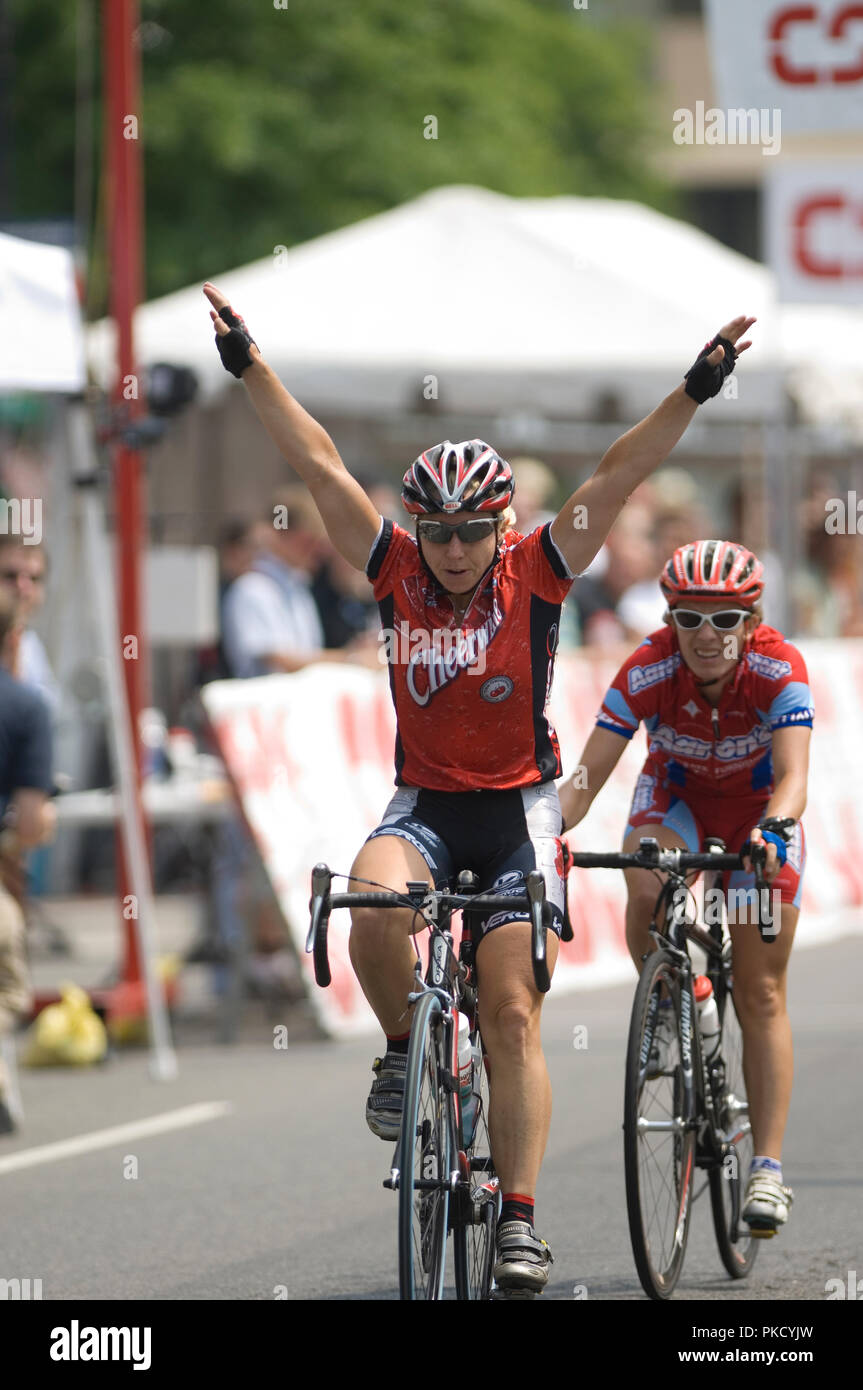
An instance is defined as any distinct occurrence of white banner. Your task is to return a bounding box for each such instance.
[705,0,863,134]
[765,160,863,303]
[202,641,863,1037]
[0,232,85,392]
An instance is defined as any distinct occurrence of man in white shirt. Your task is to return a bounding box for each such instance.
[221,485,330,678]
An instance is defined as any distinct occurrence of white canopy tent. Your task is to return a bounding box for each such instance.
[87,185,863,438]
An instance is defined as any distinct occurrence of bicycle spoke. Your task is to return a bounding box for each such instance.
[624,953,694,1299]
[398,993,450,1300]
[453,1046,499,1300]
[708,958,758,1279]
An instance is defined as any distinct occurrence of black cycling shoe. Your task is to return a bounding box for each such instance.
[493,1220,554,1293]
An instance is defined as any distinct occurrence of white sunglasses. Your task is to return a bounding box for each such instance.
[669,608,751,632]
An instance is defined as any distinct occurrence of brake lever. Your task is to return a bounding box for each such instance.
[306,862,332,953]
[748,844,777,944]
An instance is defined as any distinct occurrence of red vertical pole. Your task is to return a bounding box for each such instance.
[103,0,147,985]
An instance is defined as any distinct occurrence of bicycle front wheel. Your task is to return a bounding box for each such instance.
[708,950,758,1279]
[624,949,696,1300]
[398,991,451,1300]
[453,1043,499,1300]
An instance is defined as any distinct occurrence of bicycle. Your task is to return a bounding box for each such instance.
[566,836,775,1300]
[307,862,553,1300]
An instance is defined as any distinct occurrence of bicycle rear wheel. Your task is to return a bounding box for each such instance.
[398,991,451,1300]
[708,948,758,1279]
[453,1042,499,1300]
[624,949,696,1300]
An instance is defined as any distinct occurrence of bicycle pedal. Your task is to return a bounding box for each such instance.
[746,1224,777,1239]
[491,1288,537,1300]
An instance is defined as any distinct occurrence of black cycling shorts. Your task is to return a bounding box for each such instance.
[365,783,565,941]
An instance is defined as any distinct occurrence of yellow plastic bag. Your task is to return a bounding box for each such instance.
[23,983,108,1067]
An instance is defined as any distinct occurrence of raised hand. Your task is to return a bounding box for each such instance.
[706,314,757,365]
[203,282,261,372]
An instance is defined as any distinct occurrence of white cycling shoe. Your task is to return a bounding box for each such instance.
[742,1170,793,1237]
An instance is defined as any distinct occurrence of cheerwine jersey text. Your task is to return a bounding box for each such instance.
[368,521,573,791]
[596,623,814,803]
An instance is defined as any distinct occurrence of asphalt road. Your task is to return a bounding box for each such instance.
[2,935,861,1303]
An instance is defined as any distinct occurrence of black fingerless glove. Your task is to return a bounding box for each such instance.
[684,333,737,404]
[216,303,257,378]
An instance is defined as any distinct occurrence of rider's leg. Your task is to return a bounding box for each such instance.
[622,822,692,969]
[727,901,798,1160]
[347,833,433,1035]
[474,921,559,1197]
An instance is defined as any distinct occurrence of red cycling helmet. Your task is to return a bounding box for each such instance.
[660,539,764,607]
[402,440,514,515]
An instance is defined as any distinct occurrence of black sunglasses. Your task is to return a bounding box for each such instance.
[417,519,496,545]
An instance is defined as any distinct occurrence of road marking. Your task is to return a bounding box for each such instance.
[0,1101,231,1176]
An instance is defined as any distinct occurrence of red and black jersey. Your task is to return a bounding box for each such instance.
[367,521,573,792]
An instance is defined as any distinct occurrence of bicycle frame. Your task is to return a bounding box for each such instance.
[306,863,550,1300]
[643,860,749,1176]
[389,906,463,1200]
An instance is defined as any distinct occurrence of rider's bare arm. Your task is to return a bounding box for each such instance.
[763,725,810,822]
[558,725,629,832]
[744,725,811,876]
[550,316,755,576]
[204,284,381,571]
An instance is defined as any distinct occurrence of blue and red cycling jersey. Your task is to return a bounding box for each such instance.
[596,624,814,905]
[596,622,813,806]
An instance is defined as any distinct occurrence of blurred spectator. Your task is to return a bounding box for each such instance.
[616,500,711,638]
[0,536,60,713]
[727,479,784,629]
[794,470,863,637]
[571,502,657,647]
[0,590,54,1133]
[196,518,257,685]
[312,548,378,649]
[218,517,258,590]
[363,479,400,524]
[310,477,393,651]
[510,457,558,534]
[221,487,329,677]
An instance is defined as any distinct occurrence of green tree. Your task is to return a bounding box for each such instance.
[9,0,669,309]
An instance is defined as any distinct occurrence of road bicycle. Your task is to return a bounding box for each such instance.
[567,836,775,1300]
[307,862,552,1300]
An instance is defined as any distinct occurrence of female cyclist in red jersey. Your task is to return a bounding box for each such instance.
[204,280,754,1292]
[559,538,813,1237]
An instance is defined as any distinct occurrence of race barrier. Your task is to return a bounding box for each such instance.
[201,640,863,1037]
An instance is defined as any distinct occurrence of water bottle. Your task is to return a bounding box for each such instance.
[457,1012,478,1147]
[693,975,721,1059]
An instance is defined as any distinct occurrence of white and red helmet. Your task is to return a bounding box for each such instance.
[402,440,514,516]
[660,539,764,606]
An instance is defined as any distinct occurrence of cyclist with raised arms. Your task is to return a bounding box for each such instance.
[204,281,753,1292]
[559,540,812,1238]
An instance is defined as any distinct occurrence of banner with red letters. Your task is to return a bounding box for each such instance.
[705,0,863,134]
[202,641,863,1037]
[764,160,863,304]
